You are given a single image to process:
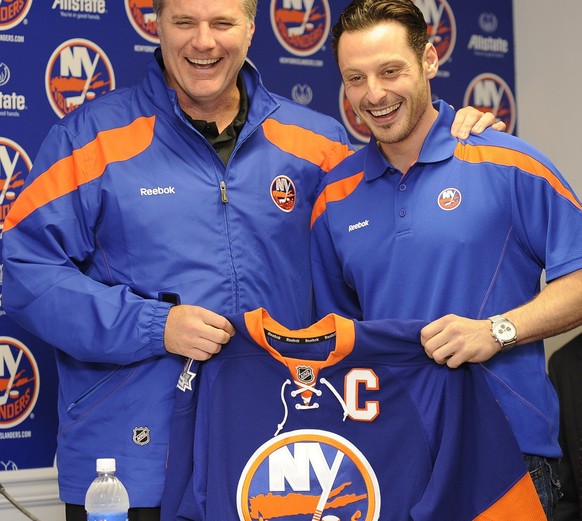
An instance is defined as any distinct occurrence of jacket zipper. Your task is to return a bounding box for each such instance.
[220,180,229,203]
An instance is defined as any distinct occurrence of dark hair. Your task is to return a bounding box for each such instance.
[153,0,258,22]
[331,0,429,63]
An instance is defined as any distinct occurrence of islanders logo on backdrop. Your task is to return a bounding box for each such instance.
[270,0,330,57]
[237,429,381,520]
[125,0,159,43]
[339,84,372,144]
[45,38,116,118]
[0,137,31,229]
[0,337,40,430]
[0,0,33,31]
[463,73,516,135]
[414,0,456,66]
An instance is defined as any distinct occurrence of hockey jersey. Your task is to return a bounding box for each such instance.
[161,309,545,521]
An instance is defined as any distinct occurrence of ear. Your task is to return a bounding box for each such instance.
[248,21,256,44]
[424,43,439,80]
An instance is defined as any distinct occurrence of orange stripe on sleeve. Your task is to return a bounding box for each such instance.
[4,116,156,232]
[474,474,546,520]
[262,118,353,173]
[455,142,582,211]
[310,172,365,228]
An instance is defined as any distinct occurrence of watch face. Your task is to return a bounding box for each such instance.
[494,321,516,341]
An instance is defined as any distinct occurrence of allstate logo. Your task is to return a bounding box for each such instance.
[479,12,498,34]
[237,429,381,520]
[0,137,31,229]
[0,0,33,31]
[0,63,10,87]
[0,337,40,430]
[338,84,371,144]
[463,73,516,135]
[291,84,313,105]
[270,0,330,57]
[45,38,116,118]
[415,0,456,65]
[125,0,159,43]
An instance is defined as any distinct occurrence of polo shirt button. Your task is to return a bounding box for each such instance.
[399,209,406,217]
[399,184,407,191]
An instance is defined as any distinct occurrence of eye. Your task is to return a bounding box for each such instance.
[174,18,194,27]
[345,74,363,84]
[214,19,235,29]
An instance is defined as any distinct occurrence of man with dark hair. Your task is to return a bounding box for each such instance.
[311,0,582,518]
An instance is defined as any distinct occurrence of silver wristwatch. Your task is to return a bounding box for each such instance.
[488,315,517,352]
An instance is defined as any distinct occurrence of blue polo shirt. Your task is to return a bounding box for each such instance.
[310,100,582,457]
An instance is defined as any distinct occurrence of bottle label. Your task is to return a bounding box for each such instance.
[87,513,128,521]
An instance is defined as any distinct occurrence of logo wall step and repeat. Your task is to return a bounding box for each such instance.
[0,0,515,470]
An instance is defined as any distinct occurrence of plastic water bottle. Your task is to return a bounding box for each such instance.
[84,458,130,521]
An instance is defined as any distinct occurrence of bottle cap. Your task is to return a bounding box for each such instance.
[96,458,116,473]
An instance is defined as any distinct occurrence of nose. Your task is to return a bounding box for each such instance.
[191,23,216,50]
[366,77,386,105]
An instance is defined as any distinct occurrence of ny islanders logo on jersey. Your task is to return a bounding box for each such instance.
[125,0,159,43]
[237,429,381,520]
[0,137,31,229]
[0,0,33,31]
[339,84,371,144]
[271,175,296,212]
[270,0,330,57]
[437,187,462,211]
[0,337,40,429]
[415,0,456,66]
[463,73,516,135]
[45,38,116,118]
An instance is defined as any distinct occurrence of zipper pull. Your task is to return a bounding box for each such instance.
[220,181,229,203]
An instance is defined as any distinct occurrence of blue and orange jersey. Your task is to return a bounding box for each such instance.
[162,308,546,520]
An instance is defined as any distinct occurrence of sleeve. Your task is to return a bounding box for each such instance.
[1,122,170,365]
[310,193,362,321]
[510,142,582,283]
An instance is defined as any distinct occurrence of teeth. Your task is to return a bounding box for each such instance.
[370,103,401,117]
[187,58,220,65]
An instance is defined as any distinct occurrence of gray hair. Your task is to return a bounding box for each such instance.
[153,0,258,23]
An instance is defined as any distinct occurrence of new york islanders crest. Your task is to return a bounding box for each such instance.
[237,429,381,520]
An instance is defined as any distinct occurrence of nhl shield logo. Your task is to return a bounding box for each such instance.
[133,427,151,446]
[296,365,315,384]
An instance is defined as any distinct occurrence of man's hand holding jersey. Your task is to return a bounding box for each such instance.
[164,305,235,360]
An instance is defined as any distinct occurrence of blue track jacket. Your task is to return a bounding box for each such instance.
[1,49,352,506]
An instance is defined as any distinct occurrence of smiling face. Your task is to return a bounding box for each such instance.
[157,0,255,116]
[338,21,437,148]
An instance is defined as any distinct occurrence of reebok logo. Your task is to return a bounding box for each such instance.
[348,220,369,232]
[140,186,175,196]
